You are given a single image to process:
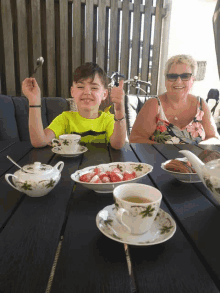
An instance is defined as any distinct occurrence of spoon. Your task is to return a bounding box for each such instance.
[6,156,33,174]
[99,210,120,237]
[31,57,44,77]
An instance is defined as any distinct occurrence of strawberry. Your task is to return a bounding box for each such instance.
[93,167,101,175]
[123,172,136,181]
[90,175,102,183]
[109,172,123,182]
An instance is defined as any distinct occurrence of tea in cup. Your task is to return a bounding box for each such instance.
[52,134,81,154]
[113,183,162,235]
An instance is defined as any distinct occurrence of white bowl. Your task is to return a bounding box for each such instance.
[71,162,153,193]
[161,158,201,183]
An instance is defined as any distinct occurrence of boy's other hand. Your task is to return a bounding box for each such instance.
[22,78,41,105]
[110,80,125,112]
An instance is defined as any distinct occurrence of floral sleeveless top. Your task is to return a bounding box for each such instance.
[149,96,206,144]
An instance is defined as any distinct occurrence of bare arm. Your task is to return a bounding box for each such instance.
[129,98,159,144]
[109,80,127,149]
[22,78,55,147]
[201,98,220,141]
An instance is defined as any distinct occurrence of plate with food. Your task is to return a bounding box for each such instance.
[161,149,220,183]
[71,162,153,193]
[161,157,201,183]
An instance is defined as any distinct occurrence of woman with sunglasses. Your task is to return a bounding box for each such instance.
[130,54,220,144]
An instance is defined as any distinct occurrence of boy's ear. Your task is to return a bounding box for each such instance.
[70,86,74,98]
[102,89,108,101]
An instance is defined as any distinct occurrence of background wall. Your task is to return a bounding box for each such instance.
[158,0,220,118]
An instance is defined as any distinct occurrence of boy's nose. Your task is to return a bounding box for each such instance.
[84,87,91,95]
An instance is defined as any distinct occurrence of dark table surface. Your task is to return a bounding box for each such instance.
[0,142,220,293]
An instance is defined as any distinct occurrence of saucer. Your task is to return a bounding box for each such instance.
[96,204,176,246]
[52,146,88,157]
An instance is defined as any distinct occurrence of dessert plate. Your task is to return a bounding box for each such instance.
[52,146,88,157]
[96,204,176,246]
[161,158,201,183]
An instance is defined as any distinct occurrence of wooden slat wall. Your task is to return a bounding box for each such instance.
[0,0,165,100]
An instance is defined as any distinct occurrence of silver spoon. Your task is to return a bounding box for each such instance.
[6,156,33,174]
[99,210,121,237]
[31,57,44,77]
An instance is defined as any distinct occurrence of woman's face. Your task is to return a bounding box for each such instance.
[165,63,194,98]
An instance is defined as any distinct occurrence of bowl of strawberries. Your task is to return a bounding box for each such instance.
[71,162,153,193]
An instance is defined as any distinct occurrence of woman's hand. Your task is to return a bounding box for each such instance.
[22,78,41,105]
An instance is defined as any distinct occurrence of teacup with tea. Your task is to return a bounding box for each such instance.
[52,134,81,154]
[113,183,162,235]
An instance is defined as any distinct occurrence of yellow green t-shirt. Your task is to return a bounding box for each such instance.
[47,111,115,143]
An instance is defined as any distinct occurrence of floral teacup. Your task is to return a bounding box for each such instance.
[52,134,81,154]
[113,183,162,235]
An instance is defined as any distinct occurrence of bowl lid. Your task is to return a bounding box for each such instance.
[22,162,53,176]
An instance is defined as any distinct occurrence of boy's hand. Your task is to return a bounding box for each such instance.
[110,80,125,113]
[22,78,41,105]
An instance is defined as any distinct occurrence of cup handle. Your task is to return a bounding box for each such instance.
[51,139,61,147]
[5,174,20,191]
[115,208,131,233]
[54,161,64,173]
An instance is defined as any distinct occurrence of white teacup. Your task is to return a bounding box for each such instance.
[113,183,162,235]
[52,134,81,154]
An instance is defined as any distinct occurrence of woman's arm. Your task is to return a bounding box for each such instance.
[129,98,159,144]
[201,98,220,141]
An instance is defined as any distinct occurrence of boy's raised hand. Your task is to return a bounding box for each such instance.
[22,78,41,105]
[110,79,125,113]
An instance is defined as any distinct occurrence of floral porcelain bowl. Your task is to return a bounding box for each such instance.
[5,161,64,197]
[71,162,153,193]
[161,158,201,183]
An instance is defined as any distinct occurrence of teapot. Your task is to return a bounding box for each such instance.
[5,161,64,197]
[179,150,220,202]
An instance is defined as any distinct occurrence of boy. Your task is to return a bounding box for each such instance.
[22,62,126,149]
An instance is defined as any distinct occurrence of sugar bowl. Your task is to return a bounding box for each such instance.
[5,161,64,197]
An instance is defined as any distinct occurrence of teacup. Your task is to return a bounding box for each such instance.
[113,183,162,235]
[52,134,81,154]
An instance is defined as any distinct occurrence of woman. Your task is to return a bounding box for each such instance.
[129,54,220,144]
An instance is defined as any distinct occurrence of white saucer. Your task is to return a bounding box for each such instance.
[52,146,88,157]
[96,204,176,246]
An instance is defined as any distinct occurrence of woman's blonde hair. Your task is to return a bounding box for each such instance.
[164,54,197,77]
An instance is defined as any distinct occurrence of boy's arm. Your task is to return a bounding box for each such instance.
[109,80,126,149]
[22,78,55,147]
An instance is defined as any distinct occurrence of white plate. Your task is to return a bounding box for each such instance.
[161,158,201,183]
[52,146,88,157]
[71,162,153,193]
[96,204,176,246]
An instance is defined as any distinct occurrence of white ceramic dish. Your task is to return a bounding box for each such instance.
[71,162,153,193]
[96,204,176,246]
[161,157,201,183]
[52,146,88,157]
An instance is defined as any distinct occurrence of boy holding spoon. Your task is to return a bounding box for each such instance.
[22,62,126,149]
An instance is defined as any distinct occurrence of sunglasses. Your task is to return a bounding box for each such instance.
[166,73,193,81]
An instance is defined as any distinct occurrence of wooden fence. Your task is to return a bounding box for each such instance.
[0,0,165,109]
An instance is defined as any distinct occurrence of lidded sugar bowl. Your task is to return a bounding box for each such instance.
[5,161,64,197]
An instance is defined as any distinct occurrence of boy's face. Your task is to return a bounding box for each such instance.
[71,74,108,113]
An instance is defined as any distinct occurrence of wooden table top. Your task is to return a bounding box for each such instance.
[0,142,220,293]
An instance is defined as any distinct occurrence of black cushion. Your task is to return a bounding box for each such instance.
[0,95,19,141]
[45,97,69,124]
[0,95,70,141]
[125,94,156,136]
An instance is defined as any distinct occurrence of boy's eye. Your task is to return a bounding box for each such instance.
[92,87,98,90]
[77,86,84,88]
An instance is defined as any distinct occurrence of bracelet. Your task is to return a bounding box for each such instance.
[114,114,126,122]
[29,105,41,108]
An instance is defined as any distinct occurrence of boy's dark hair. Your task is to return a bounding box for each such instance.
[73,62,108,89]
